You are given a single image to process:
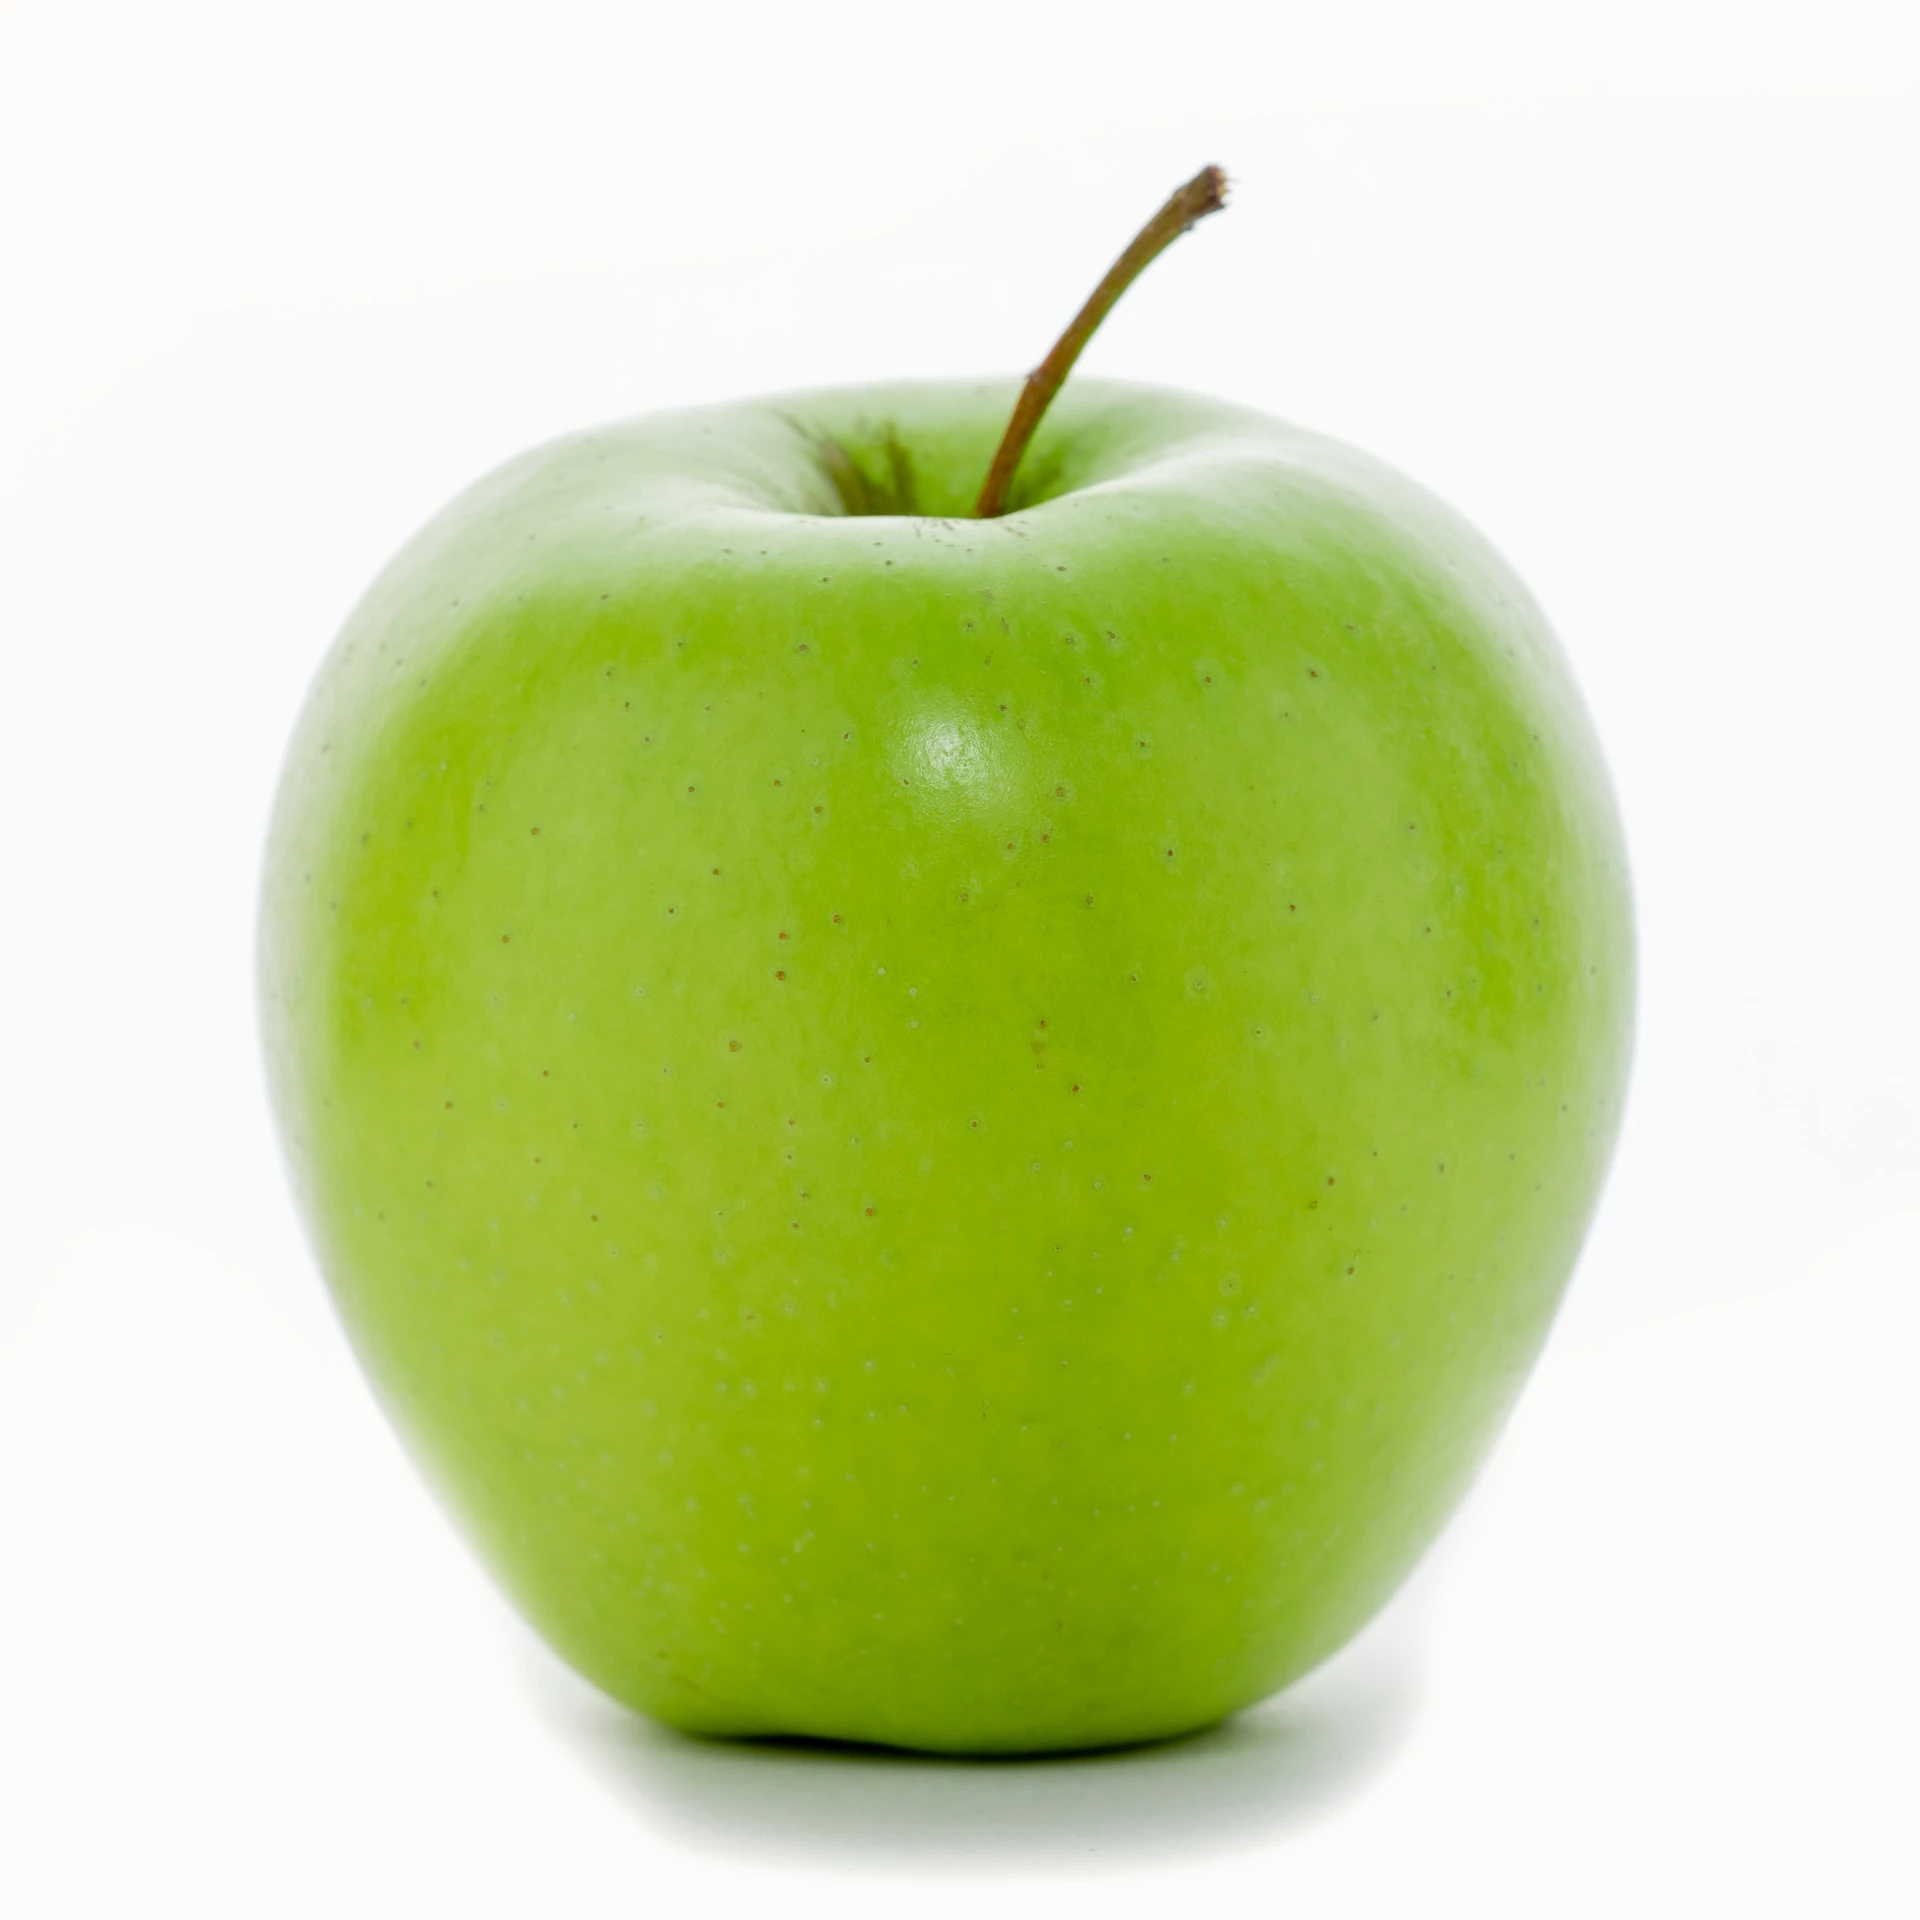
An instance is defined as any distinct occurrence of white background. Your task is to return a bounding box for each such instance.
[3,4,1916,1913]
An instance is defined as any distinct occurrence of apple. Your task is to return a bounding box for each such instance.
[261,180,1631,1755]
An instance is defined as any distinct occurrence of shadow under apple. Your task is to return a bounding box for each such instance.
[516,1572,1432,1869]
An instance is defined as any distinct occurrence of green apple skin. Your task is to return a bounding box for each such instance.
[261,380,1632,1755]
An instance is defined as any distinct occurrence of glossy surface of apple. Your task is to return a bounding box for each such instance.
[261,380,1633,1753]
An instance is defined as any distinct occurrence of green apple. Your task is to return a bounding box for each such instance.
[261,373,1632,1755]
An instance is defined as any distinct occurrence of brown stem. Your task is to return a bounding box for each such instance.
[973,165,1230,520]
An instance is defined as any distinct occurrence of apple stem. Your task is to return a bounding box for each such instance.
[972,165,1230,520]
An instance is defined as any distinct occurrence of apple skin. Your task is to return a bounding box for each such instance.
[261,379,1632,1755]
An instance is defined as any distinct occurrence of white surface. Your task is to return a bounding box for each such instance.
[3,13,1917,1913]
[5,1218,1916,1912]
